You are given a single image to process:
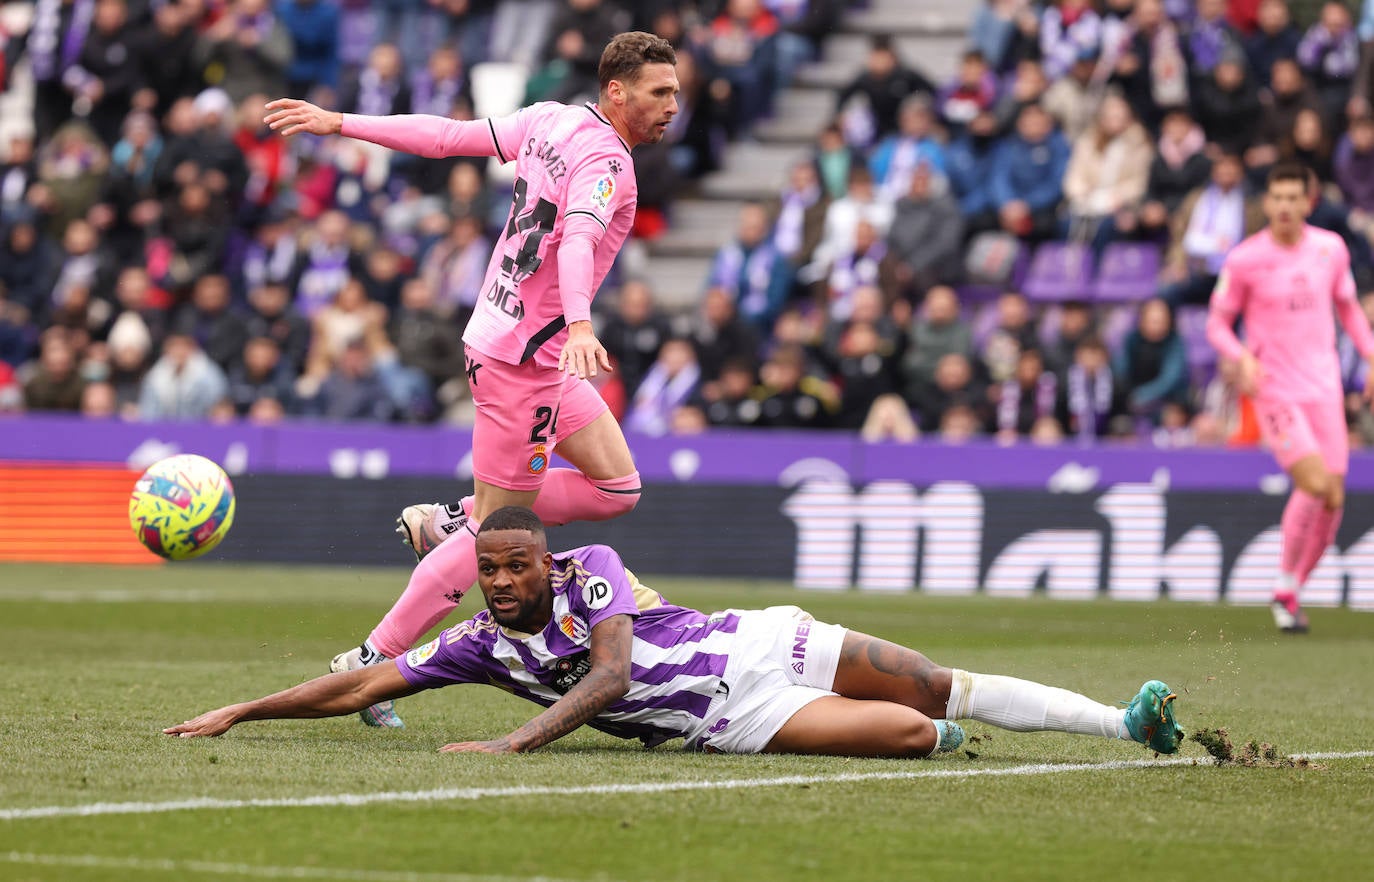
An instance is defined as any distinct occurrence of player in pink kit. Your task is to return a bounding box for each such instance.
[263,32,679,725]
[1207,164,1374,632]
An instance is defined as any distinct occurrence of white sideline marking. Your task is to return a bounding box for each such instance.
[0,852,589,882]
[3,751,1370,822]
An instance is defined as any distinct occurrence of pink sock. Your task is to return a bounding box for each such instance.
[1278,489,1325,593]
[1295,505,1343,587]
[368,517,480,658]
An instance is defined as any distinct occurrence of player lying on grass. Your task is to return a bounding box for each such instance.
[166,507,1185,757]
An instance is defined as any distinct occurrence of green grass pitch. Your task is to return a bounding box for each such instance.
[1,562,1372,882]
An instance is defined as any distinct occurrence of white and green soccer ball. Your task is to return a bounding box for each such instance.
[129,454,236,560]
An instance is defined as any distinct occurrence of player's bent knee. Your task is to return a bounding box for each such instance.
[592,472,641,519]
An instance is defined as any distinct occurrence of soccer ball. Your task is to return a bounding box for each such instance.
[129,454,236,560]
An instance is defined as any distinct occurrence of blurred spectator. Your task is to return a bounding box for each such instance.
[980,290,1037,384]
[343,43,410,116]
[938,50,999,135]
[36,121,110,238]
[96,111,162,265]
[194,0,294,105]
[490,0,557,70]
[302,335,396,421]
[80,379,117,418]
[171,274,250,372]
[815,220,902,319]
[537,0,624,104]
[234,93,289,214]
[237,207,300,294]
[1,224,52,322]
[994,346,1058,442]
[755,343,833,429]
[805,165,893,285]
[625,336,701,436]
[410,47,468,117]
[1185,0,1243,85]
[887,164,964,295]
[388,277,465,404]
[154,92,249,206]
[946,110,1001,229]
[48,218,112,327]
[105,308,152,416]
[279,0,341,95]
[1040,0,1103,82]
[305,276,385,380]
[988,104,1070,242]
[835,35,935,142]
[695,357,762,428]
[685,286,761,384]
[236,287,305,379]
[1,132,37,224]
[1254,58,1320,171]
[1159,153,1262,305]
[29,0,96,140]
[1042,299,1097,377]
[766,160,829,269]
[227,335,296,415]
[67,0,141,145]
[1281,106,1334,181]
[1058,336,1121,442]
[137,332,229,420]
[869,95,946,204]
[994,59,1049,135]
[812,121,862,201]
[1106,0,1188,131]
[1151,401,1195,447]
[1196,356,1260,446]
[704,0,780,137]
[152,179,230,295]
[1245,0,1302,88]
[938,402,984,443]
[1114,298,1189,420]
[664,47,727,179]
[1335,114,1374,240]
[1062,93,1152,251]
[1042,51,1098,143]
[1193,57,1263,156]
[0,283,38,369]
[1297,1,1360,123]
[901,284,972,393]
[108,265,168,346]
[824,319,903,431]
[23,329,85,412]
[708,202,792,335]
[292,209,359,317]
[134,1,201,119]
[909,351,988,434]
[420,214,488,320]
[970,0,1034,72]
[1137,107,1212,239]
[599,279,669,398]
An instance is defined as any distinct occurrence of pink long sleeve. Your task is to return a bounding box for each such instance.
[1336,296,1374,359]
[340,113,505,160]
[557,214,604,325]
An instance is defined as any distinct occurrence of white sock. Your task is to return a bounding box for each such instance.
[946,669,1128,740]
[358,639,389,665]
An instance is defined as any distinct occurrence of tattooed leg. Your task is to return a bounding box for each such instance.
[830,631,954,718]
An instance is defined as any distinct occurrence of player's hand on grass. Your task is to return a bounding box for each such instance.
[558,321,612,379]
[264,98,343,138]
[163,706,240,738]
[439,739,517,754]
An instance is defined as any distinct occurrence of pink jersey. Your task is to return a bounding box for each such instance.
[1208,225,1374,403]
[341,102,637,368]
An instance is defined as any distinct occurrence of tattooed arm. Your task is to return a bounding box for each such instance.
[440,615,633,754]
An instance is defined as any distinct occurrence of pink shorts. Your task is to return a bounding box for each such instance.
[1255,397,1349,474]
[465,345,610,491]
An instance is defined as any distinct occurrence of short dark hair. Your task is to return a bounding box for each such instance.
[1267,161,1309,190]
[598,31,677,92]
[479,506,546,537]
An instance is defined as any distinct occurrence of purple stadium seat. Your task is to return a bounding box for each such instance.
[1101,304,1136,352]
[1022,242,1094,302]
[1093,242,1162,303]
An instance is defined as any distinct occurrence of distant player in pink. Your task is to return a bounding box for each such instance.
[263,32,680,725]
[1207,163,1374,632]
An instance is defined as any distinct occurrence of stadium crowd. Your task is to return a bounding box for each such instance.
[2,0,1374,451]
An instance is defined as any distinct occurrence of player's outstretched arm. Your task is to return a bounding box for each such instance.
[164,664,420,738]
[440,615,633,754]
[263,98,343,138]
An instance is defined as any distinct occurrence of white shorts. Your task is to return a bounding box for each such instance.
[682,605,848,754]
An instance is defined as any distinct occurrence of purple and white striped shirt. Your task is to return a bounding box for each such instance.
[394,545,741,746]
